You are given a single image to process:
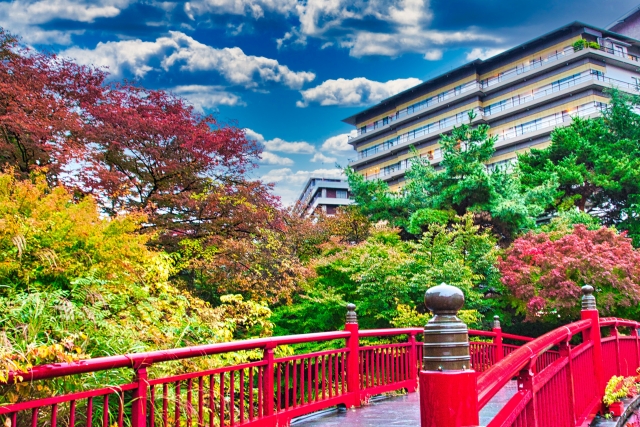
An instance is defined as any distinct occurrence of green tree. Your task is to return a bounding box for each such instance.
[519,89,640,244]
[274,214,502,334]
[347,112,555,243]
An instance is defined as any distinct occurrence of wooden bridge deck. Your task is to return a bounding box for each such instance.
[293,381,518,427]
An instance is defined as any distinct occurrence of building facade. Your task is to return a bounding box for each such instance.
[296,177,354,217]
[343,22,640,190]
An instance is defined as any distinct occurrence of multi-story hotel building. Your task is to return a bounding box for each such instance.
[296,177,354,217]
[343,22,640,190]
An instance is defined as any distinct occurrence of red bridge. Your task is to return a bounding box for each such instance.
[1,284,638,427]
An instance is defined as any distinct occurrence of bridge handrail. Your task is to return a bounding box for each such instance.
[2,326,529,385]
[476,319,592,409]
[358,327,533,342]
[1,330,351,384]
[599,317,640,328]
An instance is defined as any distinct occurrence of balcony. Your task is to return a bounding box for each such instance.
[350,71,637,168]
[348,108,482,166]
[362,101,605,182]
[348,44,640,149]
[348,80,481,144]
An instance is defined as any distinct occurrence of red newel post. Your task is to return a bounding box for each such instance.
[580,285,605,399]
[262,343,276,417]
[419,283,479,427]
[345,303,361,407]
[131,365,149,427]
[492,315,503,363]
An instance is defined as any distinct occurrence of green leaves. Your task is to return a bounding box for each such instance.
[519,89,640,244]
[347,111,554,243]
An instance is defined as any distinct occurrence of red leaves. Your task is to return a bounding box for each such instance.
[500,225,640,321]
[0,30,106,177]
[81,83,260,214]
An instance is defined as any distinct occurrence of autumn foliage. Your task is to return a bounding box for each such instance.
[500,225,640,321]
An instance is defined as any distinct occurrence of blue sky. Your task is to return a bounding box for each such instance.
[2,0,638,203]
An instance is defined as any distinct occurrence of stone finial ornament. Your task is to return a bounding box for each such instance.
[422,283,471,371]
[581,285,597,310]
[346,303,358,324]
[493,315,501,329]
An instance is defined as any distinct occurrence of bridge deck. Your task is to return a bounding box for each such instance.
[293,381,517,427]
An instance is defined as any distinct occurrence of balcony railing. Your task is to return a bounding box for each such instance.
[349,80,480,140]
[350,71,635,164]
[485,72,638,116]
[349,108,481,163]
[494,101,605,142]
[362,101,605,181]
[350,44,640,145]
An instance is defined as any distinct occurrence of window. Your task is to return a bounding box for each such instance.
[551,73,581,92]
[437,92,445,102]
[383,162,401,175]
[485,99,507,115]
[359,126,366,134]
[434,148,442,159]
[633,77,640,91]
[336,190,347,199]
[591,69,604,81]
[517,118,541,135]
[454,85,462,95]
[382,117,389,126]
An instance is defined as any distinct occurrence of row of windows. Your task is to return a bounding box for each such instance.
[355,69,622,162]
[356,81,478,136]
[361,100,607,180]
[355,38,640,139]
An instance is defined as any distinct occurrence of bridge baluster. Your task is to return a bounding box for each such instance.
[419,283,479,427]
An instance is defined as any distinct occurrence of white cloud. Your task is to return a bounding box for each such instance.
[310,152,337,163]
[466,47,505,61]
[321,130,357,155]
[297,77,421,107]
[259,152,295,165]
[261,167,344,205]
[172,85,244,111]
[286,0,501,57]
[423,49,442,60]
[62,31,315,89]
[185,0,297,20]
[245,128,315,154]
[0,0,130,44]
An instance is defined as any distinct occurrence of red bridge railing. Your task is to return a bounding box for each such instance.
[419,284,640,427]
[0,303,532,427]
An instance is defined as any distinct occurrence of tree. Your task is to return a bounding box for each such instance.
[0,31,303,304]
[0,30,106,180]
[519,90,640,244]
[500,224,640,322]
[0,172,275,403]
[347,112,555,243]
[274,214,502,334]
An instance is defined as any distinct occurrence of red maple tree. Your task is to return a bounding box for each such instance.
[0,30,106,179]
[0,29,310,303]
[500,225,640,321]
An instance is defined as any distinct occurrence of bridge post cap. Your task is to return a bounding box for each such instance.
[425,283,465,315]
[346,303,358,324]
[581,285,597,310]
[493,315,501,328]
